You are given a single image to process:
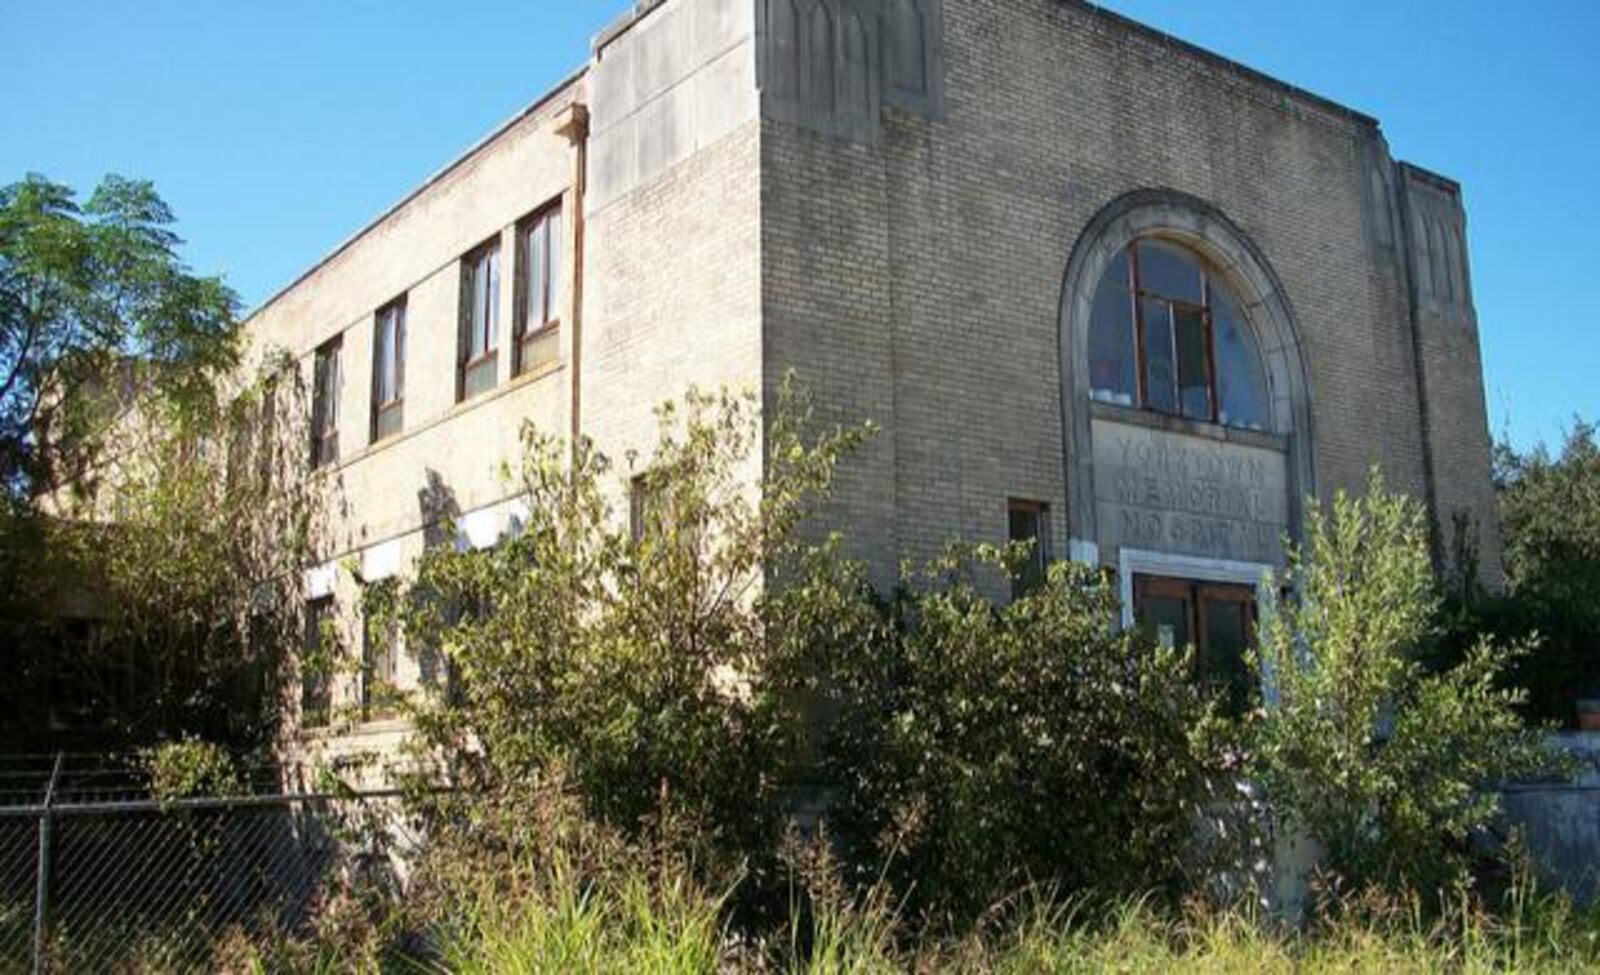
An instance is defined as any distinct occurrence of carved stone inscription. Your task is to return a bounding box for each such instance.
[1092,419,1288,564]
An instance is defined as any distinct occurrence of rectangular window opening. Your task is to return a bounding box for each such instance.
[1007,499,1050,599]
[302,596,335,728]
[515,201,563,377]
[310,335,342,469]
[458,239,501,401]
[371,297,406,443]
[361,608,399,721]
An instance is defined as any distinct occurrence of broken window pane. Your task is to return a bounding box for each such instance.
[1174,305,1210,420]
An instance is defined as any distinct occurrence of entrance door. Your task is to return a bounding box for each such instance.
[1133,575,1256,713]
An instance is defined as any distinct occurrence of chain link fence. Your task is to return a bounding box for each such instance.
[0,754,417,972]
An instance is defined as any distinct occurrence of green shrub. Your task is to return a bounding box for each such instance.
[818,547,1235,926]
[142,737,243,800]
[1251,472,1563,901]
[375,380,870,892]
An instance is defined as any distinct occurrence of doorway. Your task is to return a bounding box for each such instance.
[1133,574,1257,713]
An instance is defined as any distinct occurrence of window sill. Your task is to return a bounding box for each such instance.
[324,359,566,474]
[1088,399,1288,452]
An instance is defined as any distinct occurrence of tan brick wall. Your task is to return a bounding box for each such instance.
[758,0,1496,584]
[583,121,765,495]
[244,0,1505,751]
[242,84,584,565]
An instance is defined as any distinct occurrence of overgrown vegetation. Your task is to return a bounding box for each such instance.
[0,173,317,754]
[1438,421,1600,727]
[1252,473,1564,902]
[364,383,1241,934]
[822,552,1236,925]
[220,795,1600,973]
[365,383,870,899]
[5,175,1591,965]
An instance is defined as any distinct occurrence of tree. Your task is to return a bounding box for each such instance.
[376,381,870,880]
[1495,421,1600,719]
[0,173,314,752]
[0,173,237,498]
[1251,472,1560,901]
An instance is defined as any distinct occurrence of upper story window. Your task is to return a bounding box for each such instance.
[458,238,500,401]
[371,297,406,443]
[515,201,563,377]
[1087,239,1269,431]
[310,334,341,469]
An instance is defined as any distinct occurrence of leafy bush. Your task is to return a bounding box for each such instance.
[1251,472,1562,899]
[818,547,1236,925]
[142,737,243,800]
[377,381,870,886]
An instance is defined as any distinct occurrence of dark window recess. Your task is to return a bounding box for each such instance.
[458,239,500,400]
[515,201,563,376]
[361,609,398,720]
[629,474,651,543]
[310,335,342,469]
[1086,238,1270,431]
[370,297,406,443]
[302,596,335,728]
[1133,575,1257,715]
[1007,499,1050,599]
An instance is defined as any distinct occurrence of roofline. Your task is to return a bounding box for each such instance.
[1066,1,1380,131]
[593,0,668,54]
[244,67,587,326]
[1397,161,1462,196]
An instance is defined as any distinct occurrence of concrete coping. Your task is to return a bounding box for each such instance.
[1059,0,1380,134]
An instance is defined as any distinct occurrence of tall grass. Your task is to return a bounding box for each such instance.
[426,849,731,974]
[420,853,1600,974]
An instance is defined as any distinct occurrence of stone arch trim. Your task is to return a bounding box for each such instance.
[1057,188,1317,549]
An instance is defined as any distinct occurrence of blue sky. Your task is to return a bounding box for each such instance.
[3,1,1594,450]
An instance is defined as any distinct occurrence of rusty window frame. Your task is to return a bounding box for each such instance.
[513,198,563,377]
[457,237,501,401]
[1125,240,1222,425]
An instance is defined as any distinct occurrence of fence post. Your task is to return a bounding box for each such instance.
[33,753,63,975]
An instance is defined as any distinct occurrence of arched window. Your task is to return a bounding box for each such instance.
[1087,238,1270,431]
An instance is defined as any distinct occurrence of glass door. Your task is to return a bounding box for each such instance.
[1134,575,1257,713]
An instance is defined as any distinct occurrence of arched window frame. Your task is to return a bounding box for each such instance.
[1090,237,1269,432]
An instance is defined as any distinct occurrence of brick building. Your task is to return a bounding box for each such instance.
[247,0,1498,742]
